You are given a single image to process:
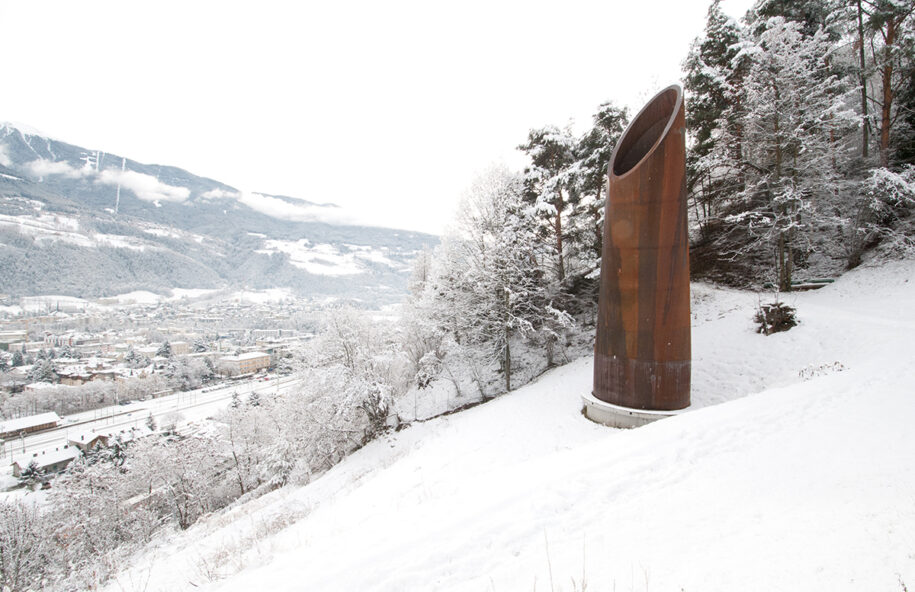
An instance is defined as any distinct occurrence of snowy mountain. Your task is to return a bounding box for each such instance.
[0,123,435,302]
[101,259,915,591]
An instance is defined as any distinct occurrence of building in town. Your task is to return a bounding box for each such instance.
[217,351,271,376]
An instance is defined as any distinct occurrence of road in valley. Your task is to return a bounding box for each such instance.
[1,374,302,467]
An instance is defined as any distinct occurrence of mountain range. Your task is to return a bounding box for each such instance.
[0,123,436,304]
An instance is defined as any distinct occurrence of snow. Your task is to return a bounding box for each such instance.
[230,287,295,304]
[219,351,270,362]
[0,412,61,434]
[107,290,163,305]
[103,288,219,305]
[143,226,183,239]
[94,233,148,251]
[0,213,160,252]
[256,239,404,276]
[11,446,78,470]
[21,294,88,312]
[104,260,915,591]
[169,288,220,300]
[0,121,51,138]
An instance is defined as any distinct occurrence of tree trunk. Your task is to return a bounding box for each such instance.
[880,15,897,167]
[857,0,870,159]
[504,332,511,392]
[778,230,789,292]
[555,191,565,283]
[504,289,511,392]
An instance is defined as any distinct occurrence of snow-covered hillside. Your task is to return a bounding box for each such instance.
[0,122,436,303]
[106,260,915,592]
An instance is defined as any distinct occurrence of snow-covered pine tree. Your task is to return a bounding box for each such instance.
[27,359,56,383]
[247,390,261,407]
[567,102,628,284]
[684,0,747,240]
[156,340,172,358]
[729,15,857,289]
[17,460,45,489]
[518,125,577,284]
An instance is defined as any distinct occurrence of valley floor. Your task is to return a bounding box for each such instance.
[107,260,915,592]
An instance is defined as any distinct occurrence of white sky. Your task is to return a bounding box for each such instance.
[0,0,754,234]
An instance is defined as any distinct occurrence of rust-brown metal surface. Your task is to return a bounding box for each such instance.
[593,85,690,411]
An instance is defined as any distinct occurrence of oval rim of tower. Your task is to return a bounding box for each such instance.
[609,84,683,179]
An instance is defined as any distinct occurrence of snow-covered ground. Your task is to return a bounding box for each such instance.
[256,238,407,276]
[106,260,915,591]
[102,287,221,305]
[230,287,296,304]
[0,213,157,252]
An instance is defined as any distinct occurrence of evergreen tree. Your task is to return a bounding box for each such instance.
[683,0,748,238]
[27,359,56,383]
[731,16,858,289]
[247,390,261,407]
[146,413,157,432]
[568,102,628,278]
[11,350,23,367]
[858,0,915,167]
[518,125,577,283]
[203,357,216,380]
[751,0,838,38]
[18,461,45,489]
[156,340,172,358]
[893,59,915,165]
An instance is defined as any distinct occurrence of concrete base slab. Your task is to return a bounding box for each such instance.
[581,392,688,429]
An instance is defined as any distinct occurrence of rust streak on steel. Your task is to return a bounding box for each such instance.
[593,85,690,411]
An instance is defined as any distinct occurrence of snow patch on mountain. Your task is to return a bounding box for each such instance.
[230,287,296,304]
[0,213,161,252]
[256,239,400,276]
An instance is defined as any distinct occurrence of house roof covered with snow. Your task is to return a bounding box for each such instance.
[12,446,79,469]
[0,411,61,434]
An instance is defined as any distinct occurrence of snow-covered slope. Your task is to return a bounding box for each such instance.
[107,260,915,592]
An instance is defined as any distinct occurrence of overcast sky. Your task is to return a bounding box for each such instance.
[0,0,754,234]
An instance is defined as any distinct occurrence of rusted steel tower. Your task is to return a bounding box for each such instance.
[591,85,690,420]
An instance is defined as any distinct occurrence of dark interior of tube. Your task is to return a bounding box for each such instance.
[612,88,679,176]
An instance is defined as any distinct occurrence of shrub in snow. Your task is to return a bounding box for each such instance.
[754,300,798,335]
[799,361,847,380]
[0,499,49,592]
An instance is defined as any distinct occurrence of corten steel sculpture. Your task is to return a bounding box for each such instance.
[591,84,690,419]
